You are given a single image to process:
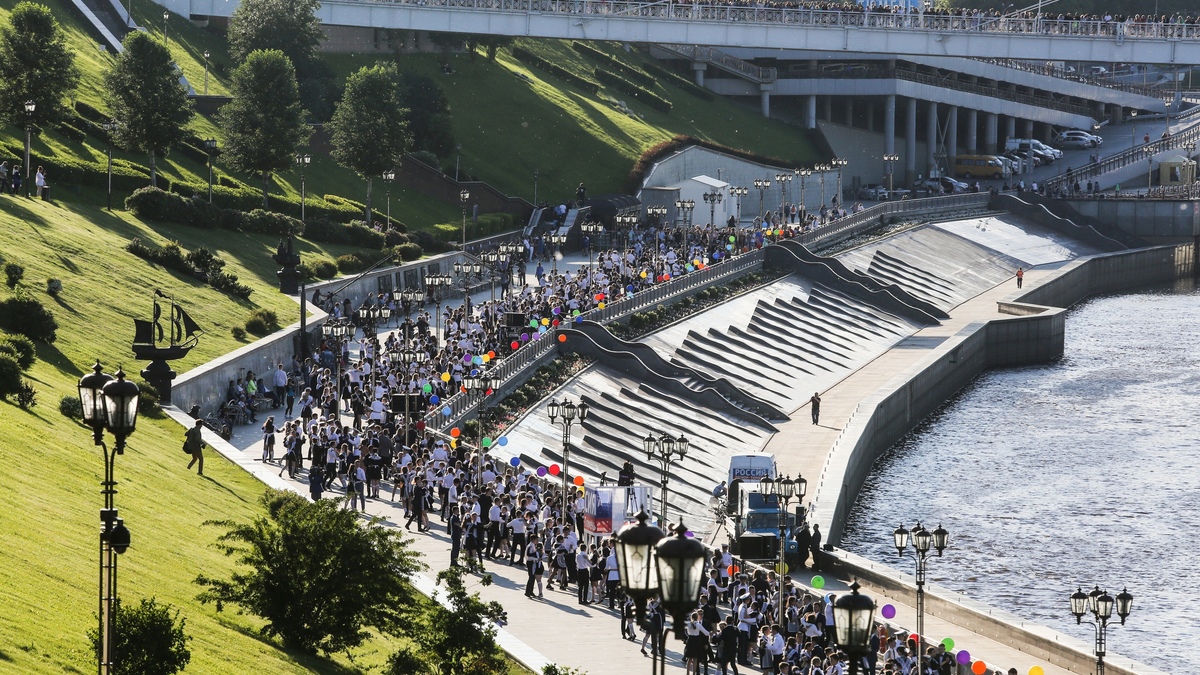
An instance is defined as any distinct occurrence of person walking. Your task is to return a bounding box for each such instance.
[575,546,592,604]
[794,524,812,570]
[809,392,822,425]
[449,506,463,568]
[524,535,544,598]
[184,418,205,476]
[261,416,277,462]
[1016,267,1024,289]
[809,524,823,572]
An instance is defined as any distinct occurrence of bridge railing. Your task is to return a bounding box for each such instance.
[796,192,991,247]
[975,58,1165,99]
[389,0,1200,42]
[1045,123,1200,192]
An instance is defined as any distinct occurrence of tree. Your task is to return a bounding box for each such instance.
[87,597,192,675]
[228,0,323,78]
[218,50,310,208]
[401,567,508,675]
[195,489,424,654]
[328,62,410,223]
[397,73,455,158]
[104,32,192,187]
[0,2,79,128]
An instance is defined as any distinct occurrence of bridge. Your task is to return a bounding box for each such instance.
[163,0,1200,64]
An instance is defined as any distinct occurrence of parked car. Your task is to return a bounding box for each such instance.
[1056,130,1103,147]
[1005,150,1042,168]
[1055,136,1095,150]
[918,177,968,194]
[857,184,891,200]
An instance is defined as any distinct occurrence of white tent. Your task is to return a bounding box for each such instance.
[663,175,735,227]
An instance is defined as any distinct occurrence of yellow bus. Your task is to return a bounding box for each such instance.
[953,155,1011,180]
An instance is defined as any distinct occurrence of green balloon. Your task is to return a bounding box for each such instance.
[422,383,432,393]
[941,637,955,651]
[482,437,492,448]
[530,320,539,328]
[811,575,825,590]
[729,235,736,243]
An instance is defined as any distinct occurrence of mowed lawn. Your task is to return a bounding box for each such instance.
[0,197,495,673]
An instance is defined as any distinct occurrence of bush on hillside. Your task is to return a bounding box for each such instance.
[16,381,36,409]
[306,258,338,280]
[133,379,163,417]
[302,217,386,249]
[231,326,247,340]
[510,46,600,95]
[5,262,24,288]
[244,308,281,336]
[46,278,62,296]
[87,597,191,675]
[126,239,253,300]
[0,333,35,370]
[243,209,302,237]
[394,242,423,262]
[59,394,83,419]
[335,253,367,274]
[0,355,21,400]
[0,295,58,343]
[594,69,672,113]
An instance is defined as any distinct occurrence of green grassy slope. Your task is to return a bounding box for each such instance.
[0,198,425,674]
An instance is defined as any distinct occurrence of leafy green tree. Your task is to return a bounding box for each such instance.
[195,489,424,654]
[397,73,455,158]
[0,2,79,128]
[404,566,508,675]
[328,62,409,222]
[87,597,192,675]
[104,32,192,187]
[228,0,323,78]
[218,50,310,208]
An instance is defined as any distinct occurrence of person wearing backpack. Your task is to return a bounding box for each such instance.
[183,418,205,476]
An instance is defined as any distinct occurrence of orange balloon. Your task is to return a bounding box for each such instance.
[573,475,584,486]
[450,428,461,438]
[972,662,987,675]
[558,334,567,343]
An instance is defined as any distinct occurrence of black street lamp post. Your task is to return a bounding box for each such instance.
[884,154,900,197]
[893,522,949,675]
[463,370,499,489]
[753,178,771,218]
[204,139,217,204]
[814,163,832,208]
[728,187,748,224]
[646,205,667,227]
[295,153,310,219]
[702,190,723,227]
[1070,585,1134,675]
[642,432,689,526]
[103,121,117,211]
[760,474,808,612]
[203,49,210,96]
[162,11,169,49]
[382,169,396,230]
[796,168,812,223]
[321,318,352,411]
[775,172,793,209]
[546,233,567,273]
[832,157,849,204]
[24,100,34,198]
[673,199,695,227]
[834,582,878,675]
[580,221,604,271]
[459,189,470,249]
[547,398,589,509]
[78,363,141,675]
[423,273,453,345]
[615,512,706,675]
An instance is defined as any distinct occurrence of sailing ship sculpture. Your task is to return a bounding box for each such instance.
[132,290,203,404]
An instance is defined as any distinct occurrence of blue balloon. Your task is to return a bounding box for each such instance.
[473,355,483,365]
[575,316,583,323]
[509,456,520,467]
[498,437,509,447]
[430,395,440,404]
[442,406,452,416]
[470,368,479,377]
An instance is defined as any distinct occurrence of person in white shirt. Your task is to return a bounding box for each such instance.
[683,610,712,674]
[761,624,785,673]
[574,548,591,604]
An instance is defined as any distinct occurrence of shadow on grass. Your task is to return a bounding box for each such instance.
[211,616,364,675]
[50,292,80,315]
[202,474,250,503]
[35,340,84,379]
[0,648,11,661]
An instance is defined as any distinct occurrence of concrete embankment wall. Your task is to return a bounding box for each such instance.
[812,244,1191,675]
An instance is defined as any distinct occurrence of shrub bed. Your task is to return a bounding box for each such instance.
[570,41,657,88]
[624,135,804,193]
[125,238,253,299]
[510,46,600,95]
[0,293,58,343]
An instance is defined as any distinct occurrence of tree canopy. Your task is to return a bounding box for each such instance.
[104,31,193,186]
[88,597,191,675]
[397,73,455,159]
[0,2,79,128]
[195,489,424,655]
[328,62,410,221]
[218,50,311,207]
[228,0,323,78]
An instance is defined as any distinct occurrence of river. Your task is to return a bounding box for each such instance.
[841,280,1200,675]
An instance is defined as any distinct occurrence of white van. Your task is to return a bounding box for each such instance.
[1005,138,1064,159]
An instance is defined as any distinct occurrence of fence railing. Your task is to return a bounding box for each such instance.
[797,192,992,247]
[1044,122,1200,192]
[976,58,1166,99]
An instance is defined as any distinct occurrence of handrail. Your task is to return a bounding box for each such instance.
[361,0,1200,43]
[656,44,777,82]
[975,58,1166,99]
[1044,122,1200,191]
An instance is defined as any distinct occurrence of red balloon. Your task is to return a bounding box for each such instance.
[450,428,461,438]
[552,319,560,327]
[416,421,426,431]
[549,464,561,476]
[511,341,520,350]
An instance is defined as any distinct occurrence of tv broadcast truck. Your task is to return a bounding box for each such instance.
[723,453,803,563]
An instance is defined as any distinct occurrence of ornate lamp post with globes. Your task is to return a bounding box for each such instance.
[78,363,141,675]
[547,398,589,508]
[295,153,311,219]
[23,100,34,198]
[643,432,689,526]
[760,474,807,612]
[1070,585,1133,675]
[893,522,949,675]
[834,582,878,675]
[702,189,723,227]
[753,178,771,217]
[796,168,812,223]
[728,186,748,224]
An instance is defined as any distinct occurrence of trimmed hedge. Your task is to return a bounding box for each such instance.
[570,41,657,88]
[510,46,600,95]
[594,69,672,113]
[125,237,254,299]
[634,52,716,101]
[624,135,805,193]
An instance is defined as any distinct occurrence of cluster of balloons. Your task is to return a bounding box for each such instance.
[503,458,589,487]
[877,605,1045,675]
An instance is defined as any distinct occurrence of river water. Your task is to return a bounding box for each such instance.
[841,281,1200,675]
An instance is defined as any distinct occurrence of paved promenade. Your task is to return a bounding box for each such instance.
[169,254,1088,674]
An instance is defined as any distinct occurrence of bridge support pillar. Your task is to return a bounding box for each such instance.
[806,95,818,129]
[1005,115,1016,142]
[905,97,917,187]
[927,101,938,177]
[947,107,958,175]
[965,109,978,153]
[760,83,774,119]
[884,95,896,157]
[846,98,854,127]
[1023,119,1034,140]
[692,62,707,87]
[824,96,832,123]
[984,112,998,154]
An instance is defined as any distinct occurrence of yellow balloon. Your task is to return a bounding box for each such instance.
[597,302,606,310]
[450,439,457,449]
[482,354,491,363]
[541,318,549,326]
[1029,667,1045,675]
[441,372,451,382]
[640,271,647,279]
[775,562,789,574]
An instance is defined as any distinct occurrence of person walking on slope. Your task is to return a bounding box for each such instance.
[184,418,205,476]
[809,392,821,425]
[1016,267,1024,289]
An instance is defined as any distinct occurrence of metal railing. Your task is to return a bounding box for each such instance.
[1044,123,1200,192]
[797,192,992,247]
[976,58,1166,99]
[363,0,1200,42]
[657,44,778,82]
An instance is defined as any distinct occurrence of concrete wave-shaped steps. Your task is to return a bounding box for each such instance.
[806,287,913,335]
[760,295,882,349]
[866,252,960,309]
[672,338,795,401]
[729,312,846,371]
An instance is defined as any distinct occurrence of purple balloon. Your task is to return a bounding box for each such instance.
[956,651,971,665]
[536,466,548,477]
[881,604,896,620]
[552,307,561,315]
[521,333,530,341]
[462,353,473,364]
[509,457,520,467]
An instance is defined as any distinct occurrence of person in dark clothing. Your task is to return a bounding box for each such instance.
[405,480,427,531]
[716,615,740,674]
[794,525,812,569]
[809,524,823,571]
[810,392,821,425]
[449,507,463,567]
